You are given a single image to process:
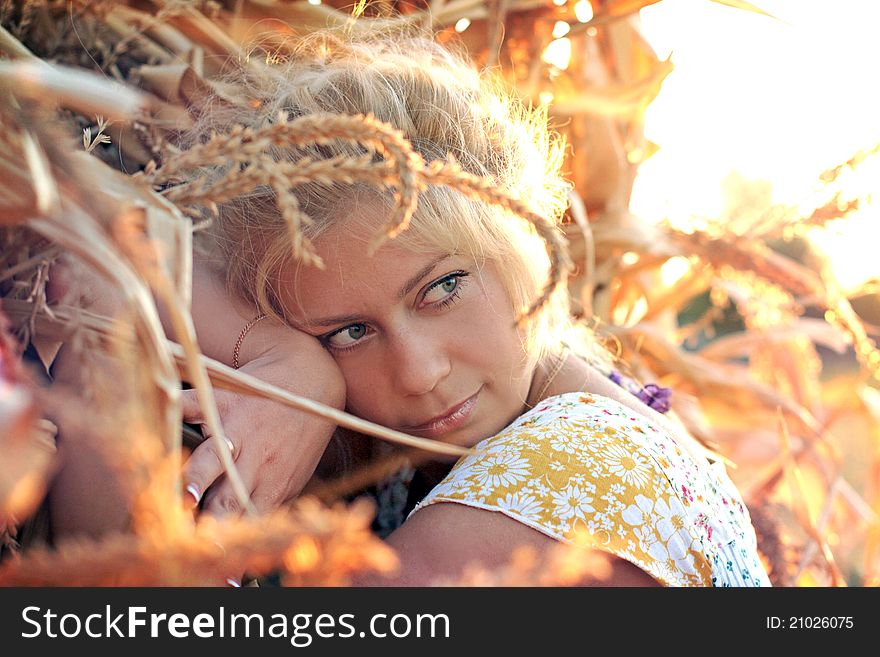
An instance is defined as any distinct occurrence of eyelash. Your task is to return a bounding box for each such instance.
[320,270,470,353]
[423,270,469,309]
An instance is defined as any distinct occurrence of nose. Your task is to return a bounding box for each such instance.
[388,323,452,397]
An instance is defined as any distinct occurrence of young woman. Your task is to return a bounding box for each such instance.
[48,28,770,586]
[173,29,771,587]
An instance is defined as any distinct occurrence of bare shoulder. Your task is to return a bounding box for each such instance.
[354,502,661,587]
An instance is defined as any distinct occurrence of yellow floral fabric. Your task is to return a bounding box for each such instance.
[413,392,770,587]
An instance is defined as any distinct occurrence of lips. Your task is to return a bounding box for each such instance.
[402,389,481,438]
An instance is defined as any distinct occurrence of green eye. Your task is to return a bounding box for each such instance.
[424,274,460,303]
[327,323,368,348]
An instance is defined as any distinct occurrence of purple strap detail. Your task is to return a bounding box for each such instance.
[636,383,672,414]
[608,370,672,414]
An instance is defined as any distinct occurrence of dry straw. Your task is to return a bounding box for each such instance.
[151,112,574,324]
[0,0,878,587]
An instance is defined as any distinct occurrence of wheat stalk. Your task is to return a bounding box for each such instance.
[154,113,572,323]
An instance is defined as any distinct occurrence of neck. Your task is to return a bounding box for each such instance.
[524,349,569,409]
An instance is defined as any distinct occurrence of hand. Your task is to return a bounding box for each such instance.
[181,328,345,516]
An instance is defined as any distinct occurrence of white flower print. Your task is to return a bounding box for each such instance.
[554,519,571,535]
[633,525,668,562]
[669,547,698,576]
[650,558,679,586]
[622,495,669,563]
[451,451,490,476]
[621,494,657,527]
[530,480,550,496]
[514,431,541,450]
[609,499,626,514]
[497,492,544,522]
[622,494,700,577]
[470,451,532,488]
[654,496,699,575]
[655,496,690,543]
[447,478,470,492]
[549,431,578,454]
[411,392,770,587]
[603,443,653,489]
[551,484,595,521]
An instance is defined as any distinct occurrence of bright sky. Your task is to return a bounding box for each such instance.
[630,0,880,290]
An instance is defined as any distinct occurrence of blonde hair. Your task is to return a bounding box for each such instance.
[192,28,574,366]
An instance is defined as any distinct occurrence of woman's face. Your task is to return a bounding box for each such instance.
[281,218,535,448]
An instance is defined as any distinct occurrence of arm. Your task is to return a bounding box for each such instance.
[46,250,345,540]
[163,250,286,366]
[175,253,346,514]
[353,503,661,586]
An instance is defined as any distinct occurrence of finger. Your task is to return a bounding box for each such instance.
[250,480,290,515]
[232,443,286,515]
[200,448,261,517]
[182,433,237,509]
[180,388,203,424]
[180,389,234,427]
[200,480,247,518]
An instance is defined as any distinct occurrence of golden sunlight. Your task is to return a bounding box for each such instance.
[630,0,880,291]
[574,0,593,23]
[552,21,571,39]
[542,37,572,70]
[454,17,471,33]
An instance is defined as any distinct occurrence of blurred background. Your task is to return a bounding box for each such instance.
[633,0,880,291]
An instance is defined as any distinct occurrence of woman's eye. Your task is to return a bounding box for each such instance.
[423,274,461,304]
[326,323,368,348]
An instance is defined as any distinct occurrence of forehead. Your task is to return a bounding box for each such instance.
[279,222,453,324]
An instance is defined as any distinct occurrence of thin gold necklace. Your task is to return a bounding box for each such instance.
[534,348,569,404]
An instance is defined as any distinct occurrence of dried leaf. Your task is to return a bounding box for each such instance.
[0,61,150,123]
[699,318,851,361]
[552,58,673,118]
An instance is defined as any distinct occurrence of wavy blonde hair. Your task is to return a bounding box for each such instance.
[192,28,575,368]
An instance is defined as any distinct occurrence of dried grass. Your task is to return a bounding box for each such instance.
[0,0,876,587]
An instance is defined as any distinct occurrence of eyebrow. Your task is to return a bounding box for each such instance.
[306,255,451,328]
[397,254,450,300]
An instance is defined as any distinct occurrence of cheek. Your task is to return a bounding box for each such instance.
[333,357,384,420]
[466,290,527,366]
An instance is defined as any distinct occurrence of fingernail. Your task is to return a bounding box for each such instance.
[224,437,235,455]
[226,577,241,588]
[185,483,202,507]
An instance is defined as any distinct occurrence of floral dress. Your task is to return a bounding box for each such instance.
[412,392,771,587]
